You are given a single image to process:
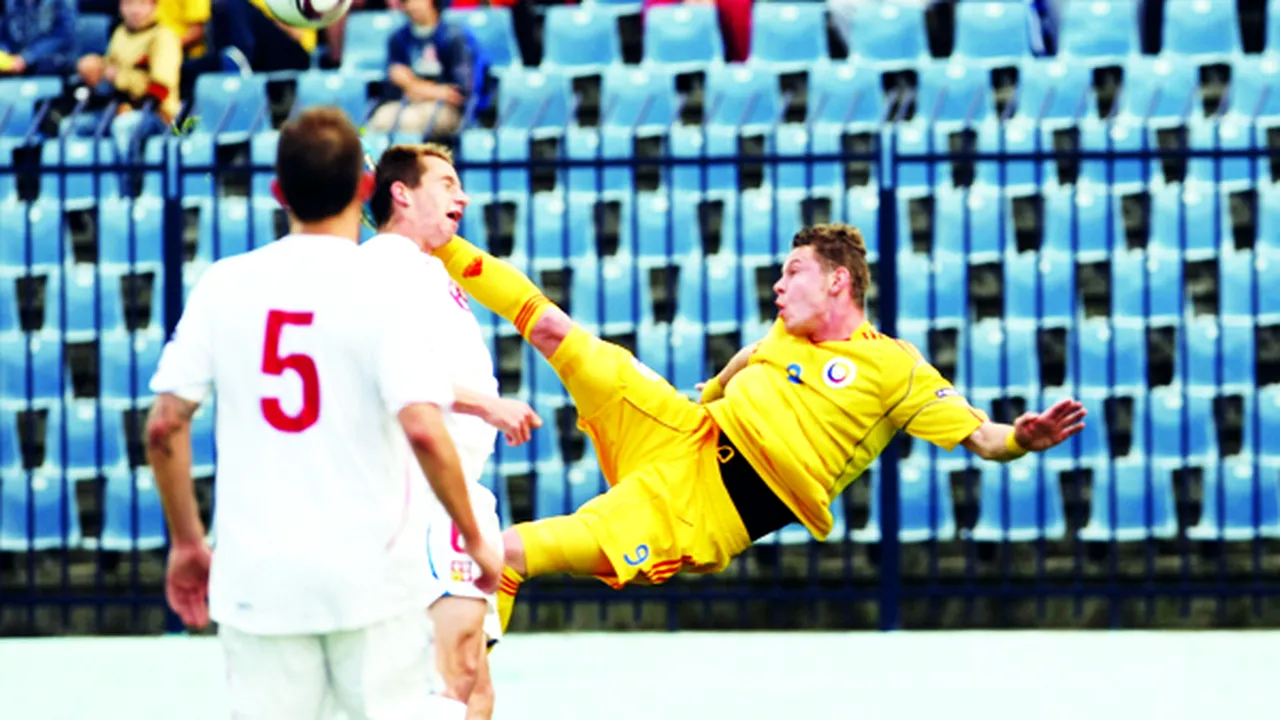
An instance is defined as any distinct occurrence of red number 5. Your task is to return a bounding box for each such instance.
[261,310,320,433]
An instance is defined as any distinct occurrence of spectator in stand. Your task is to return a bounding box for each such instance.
[157,0,213,62]
[447,0,538,67]
[366,0,489,140]
[643,0,751,63]
[0,0,78,76]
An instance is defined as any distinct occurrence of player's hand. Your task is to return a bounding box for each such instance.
[481,397,542,447]
[1013,398,1088,452]
[466,539,503,595]
[166,541,212,629]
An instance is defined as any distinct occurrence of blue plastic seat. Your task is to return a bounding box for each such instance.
[1117,56,1200,126]
[1076,120,1149,188]
[703,64,784,128]
[45,401,130,478]
[195,199,258,263]
[496,69,574,133]
[1219,249,1257,320]
[1066,319,1148,393]
[1225,55,1280,121]
[40,139,122,206]
[527,191,590,265]
[172,133,216,202]
[1042,185,1125,258]
[0,333,66,406]
[1111,249,1184,323]
[190,404,216,475]
[642,4,723,71]
[633,191,706,262]
[249,131,278,200]
[63,266,162,339]
[913,61,995,126]
[844,1,929,70]
[293,71,369,124]
[98,332,163,404]
[191,74,269,139]
[669,125,740,194]
[841,188,880,261]
[1129,388,1218,464]
[896,250,967,327]
[98,197,164,270]
[1187,459,1280,540]
[959,319,1039,396]
[737,189,801,259]
[541,6,622,74]
[853,461,957,543]
[1248,386,1280,462]
[570,255,653,334]
[675,254,758,330]
[76,13,113,56]
[443,7,521,68]
[600,65,677,131]
[0,139,22,201]
[1002,247,1076,325]
[773,124,843,192]
[1056,0,1142,63]
[970,457,1066,541]
[458,128,531,198]
[1186,116,1258,186]
[932,184,1007,260]
[100,468,168,551]
[1162,0,1241,61]
[748,3,830,70]
[1015,58,1095,124]
[888,123,936,189]
[0,410,23,472]
[456,193,528,263]
[635,321,706,394]
[973,118,1046,190]
[0,199,66,273]
[808,63,886,128]
[0,77,61,138]
[1179,318,1255,392]
[340,11,406,74]
[1149,183,1227,258]
[952,1,1035,67]
[565,126,635,197]
[1079,458,1179,541]
[1042,388,1111,467]
[0,470,81,550]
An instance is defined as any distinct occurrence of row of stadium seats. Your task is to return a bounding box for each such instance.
[5,452,1279,552]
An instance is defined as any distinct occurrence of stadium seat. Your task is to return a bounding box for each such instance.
[1178,317,1256,392]
[100,468,168,551]
[249,131,278,199]
[1075,120,1149,189]
[932,184,1007,260]
[896,249,967,327]
[1116,56,1201,127]
[738,188,805,259]
[913,61,996,126]
[1066,318,1148,393]
[1002,249,1076,325]
[495,69,574,133]
[952,0,1035,67]
[191,74,269,139]
[1219,249,1257,320]
[190,404,216,476]
[541,6,622,74]
[443,7,521,69]
[1187,459,1280,540]
[1056,0,1142,63]
[642,5,724,72]
[1043,388,1111,467]
[674,254,758,330]
[97,197,164,270]
[635,321,706,395]
[0,200,66,273]
[195,199,257,263]
[1111,249,1184,323]
[629,192,698,262]
[1079,458,1179,541]
[1186,117,1258,187]
[292,71,370,125]
[973,118,1045,190]
[1042,185,1125,259]
[0,76,61,138]
[63,266,162,339]
[569,255,653,335]
[969,457,1067,541]
[458,128,531,198]
[1014,58,1095,125]
[844,1,929,70]
[0,470,81,551]
[1224,55,1280,121]
[669,125,740,195]
[1247,386,1280,462]
[44,401,130,478]
[0,411,22,472]
[600,65,678,132]
[40,139,122,206]
[340,11,405,74]
[98,332,163,405]
[854,461,957,543]
[748,3,830,70]
[76,13,113,56]
[1162,0,1241,61]
[772,124,842,193]
[0,333,66,406]
[528,191,591,265]
[958,319,1039,396]
[173,133,216,201]
[457,193,528,262]
[565,126,636,197]
[1129,388,1218,464]
[703,64,784,128]
[1149,183,1228,258]
[841,188,880,261]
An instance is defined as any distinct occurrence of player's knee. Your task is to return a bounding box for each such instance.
[528,310,572,358]
[466,673,495,719]
[502,527,526,575]
[439,626,483,699]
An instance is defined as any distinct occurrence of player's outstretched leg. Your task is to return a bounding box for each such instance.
[495,517,612,634]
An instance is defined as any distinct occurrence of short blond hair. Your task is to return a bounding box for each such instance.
[368,143,456,227]
[791,223,872,306]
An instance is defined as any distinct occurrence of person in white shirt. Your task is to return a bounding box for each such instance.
[144,107,503,720]
[361,142,541,720]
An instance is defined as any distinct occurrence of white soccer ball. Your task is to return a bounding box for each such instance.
[262,0,354,29]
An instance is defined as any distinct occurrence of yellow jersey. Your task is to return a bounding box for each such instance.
[156,0,211,57]
[706,320,988,540]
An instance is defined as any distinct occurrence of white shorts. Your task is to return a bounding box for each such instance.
[220,608,438,719]
[425,483,503,644]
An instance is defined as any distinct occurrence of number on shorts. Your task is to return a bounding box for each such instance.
[260,310,320,433]
[450,524,466,554]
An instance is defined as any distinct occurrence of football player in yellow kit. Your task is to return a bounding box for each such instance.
[431,222,1087,632]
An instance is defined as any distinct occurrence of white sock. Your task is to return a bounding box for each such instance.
[424,694,468,720]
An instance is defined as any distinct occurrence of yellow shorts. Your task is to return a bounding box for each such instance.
[548,328,753,588]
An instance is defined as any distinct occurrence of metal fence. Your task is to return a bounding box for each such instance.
[1,102,1278,634]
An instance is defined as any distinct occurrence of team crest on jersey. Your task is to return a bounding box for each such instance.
[448,281,472,313]
[786,363,803,384]
[936,387,958,399]
[450,560,475,583]
[822,358,856,389]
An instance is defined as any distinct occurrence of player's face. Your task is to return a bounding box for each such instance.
[410,156,469,249]
[773,246,834,337]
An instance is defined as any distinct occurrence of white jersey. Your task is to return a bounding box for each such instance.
[361,234,499,480]
[149,234,454,636]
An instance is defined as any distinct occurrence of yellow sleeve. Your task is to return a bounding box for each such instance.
[884,343,987,452]
[183,0,211,24]
[147,27,184,122]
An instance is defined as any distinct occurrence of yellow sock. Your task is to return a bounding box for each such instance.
[496,566,524,635]
[434,236,556,341]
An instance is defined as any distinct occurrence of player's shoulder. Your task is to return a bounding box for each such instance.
[853,327,928,364]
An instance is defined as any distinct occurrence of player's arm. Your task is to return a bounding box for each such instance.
[451,385,541,447]
[146,393,205,544]
[960,399,1088,462]
[398,401,478,542]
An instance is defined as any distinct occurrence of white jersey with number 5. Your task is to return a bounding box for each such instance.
[149,234,454,636]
